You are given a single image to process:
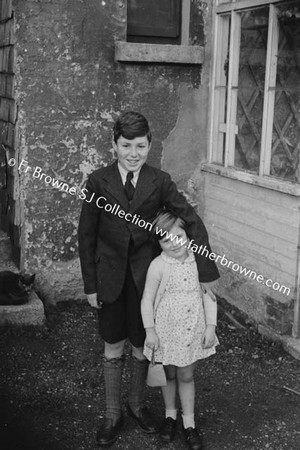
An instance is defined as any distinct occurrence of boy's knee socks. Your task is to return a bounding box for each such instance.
[103,355,125,423]
[128,356,149,414]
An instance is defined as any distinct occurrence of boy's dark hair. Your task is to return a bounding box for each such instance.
[113,111,152,144]
[151,209,189,241]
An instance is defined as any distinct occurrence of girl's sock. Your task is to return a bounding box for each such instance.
[166,409,177,420]
[182,413,195,429]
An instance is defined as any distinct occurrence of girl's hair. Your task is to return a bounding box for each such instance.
[151,209,188,241]
[113,111,152,144]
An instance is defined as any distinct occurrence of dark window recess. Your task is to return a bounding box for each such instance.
[127,0,181,44]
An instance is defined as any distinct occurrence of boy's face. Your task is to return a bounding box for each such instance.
[113,135,151,172]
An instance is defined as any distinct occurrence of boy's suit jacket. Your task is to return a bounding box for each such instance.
[78,161,219,304]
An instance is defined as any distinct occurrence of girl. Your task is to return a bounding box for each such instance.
[141,210,218,450]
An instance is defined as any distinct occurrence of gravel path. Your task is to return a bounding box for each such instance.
[1,302,300,450]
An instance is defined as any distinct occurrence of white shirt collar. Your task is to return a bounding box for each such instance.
[117,162,141,187]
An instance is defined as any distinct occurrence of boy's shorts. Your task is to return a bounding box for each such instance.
[97,263,146,348]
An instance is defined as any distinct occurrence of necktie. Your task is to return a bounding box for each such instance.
[124,171,135,201]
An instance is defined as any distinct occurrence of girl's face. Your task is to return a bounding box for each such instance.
[159,222,189,262]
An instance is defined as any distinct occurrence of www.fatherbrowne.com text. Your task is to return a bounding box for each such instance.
[11,158,291,297]
[156,227,291,297]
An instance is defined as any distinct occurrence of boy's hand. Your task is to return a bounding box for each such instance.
[87,293,103,309]
[202,325,216,349]
[145,327,160,351]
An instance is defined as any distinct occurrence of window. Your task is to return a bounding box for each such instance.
[209,0,300,185]
[115,0,204,64]
[127,0,181,44]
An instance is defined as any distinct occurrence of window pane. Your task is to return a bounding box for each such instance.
[127,0,181,43]
[271,1,300,182]
[234,7,269,173]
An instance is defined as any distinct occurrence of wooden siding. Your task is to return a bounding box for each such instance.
[203,172,299,304]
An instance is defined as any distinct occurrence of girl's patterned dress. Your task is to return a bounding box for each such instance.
[144,251,218,367]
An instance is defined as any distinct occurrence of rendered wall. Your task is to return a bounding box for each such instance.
[11,0,211,303]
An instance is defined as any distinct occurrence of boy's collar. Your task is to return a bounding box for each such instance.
[117,162,142,184]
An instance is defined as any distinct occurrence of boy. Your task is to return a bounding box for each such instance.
[78,111,219,447]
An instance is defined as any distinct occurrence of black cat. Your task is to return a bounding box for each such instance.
[0,271,35,306]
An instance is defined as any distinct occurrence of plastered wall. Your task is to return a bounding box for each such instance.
[11,0,211,302]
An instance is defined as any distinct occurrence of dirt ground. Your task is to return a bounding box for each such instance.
[0,301,300,450]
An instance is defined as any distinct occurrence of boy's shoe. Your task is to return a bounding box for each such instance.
[159,417,177,442]
[183,427,203,450]
[126,402,157,434]
[96,416,124,447]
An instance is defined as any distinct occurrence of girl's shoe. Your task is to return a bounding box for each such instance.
[159,417,177,442]
[183,427,203,450]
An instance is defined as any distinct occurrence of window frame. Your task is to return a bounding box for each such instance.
[115,0,204,65]
[206,0,300,196]
[127,0,182,43]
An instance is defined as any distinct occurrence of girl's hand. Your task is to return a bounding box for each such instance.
[145,327,160,351]
[202,325,216,349]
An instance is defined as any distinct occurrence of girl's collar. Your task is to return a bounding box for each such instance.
[161,250,195,264]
